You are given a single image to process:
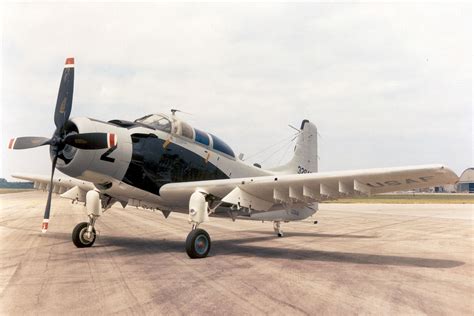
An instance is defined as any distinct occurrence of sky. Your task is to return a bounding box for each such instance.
[1,2,472,180]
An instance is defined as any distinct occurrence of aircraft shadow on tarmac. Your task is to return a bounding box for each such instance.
[46,231,464,269]
[244,231,377,238]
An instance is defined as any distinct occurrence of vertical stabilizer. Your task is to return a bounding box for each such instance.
[270,120,318,175]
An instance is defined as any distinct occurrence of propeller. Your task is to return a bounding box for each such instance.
[8,57,116,233]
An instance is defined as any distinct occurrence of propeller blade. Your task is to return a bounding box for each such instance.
[8,137,50,150]
[63,133,117,149]
[42,154,58,233]
[54,57,74,129]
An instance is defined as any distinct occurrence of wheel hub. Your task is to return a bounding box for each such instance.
[195,235,209,255]
[79,227,94,243]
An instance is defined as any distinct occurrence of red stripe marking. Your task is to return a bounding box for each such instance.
[109,133,116,147]
[42,222,48,231]
[65,57,75,65]
[8,138,15,149]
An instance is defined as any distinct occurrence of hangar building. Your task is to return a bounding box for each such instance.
[457,168,474,193]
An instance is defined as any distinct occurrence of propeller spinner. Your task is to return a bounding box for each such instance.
[8,58,117,233]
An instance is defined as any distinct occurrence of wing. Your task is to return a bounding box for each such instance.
[12,173,95,202]
[160,164,458,212]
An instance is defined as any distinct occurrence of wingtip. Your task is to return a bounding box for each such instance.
[11,173,34,181]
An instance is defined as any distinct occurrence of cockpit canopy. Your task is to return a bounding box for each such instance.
[134,114,172,133]
[134,113,235,158]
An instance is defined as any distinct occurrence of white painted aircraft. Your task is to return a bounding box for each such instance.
[9,58,459,258]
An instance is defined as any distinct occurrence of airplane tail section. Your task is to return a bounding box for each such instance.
[270,120,318,175]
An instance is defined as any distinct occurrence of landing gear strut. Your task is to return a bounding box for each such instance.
[273,221,283,237]
[186,191,211,258]
[72,190,101,248]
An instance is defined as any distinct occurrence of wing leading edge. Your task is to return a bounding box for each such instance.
[159,164,458,210]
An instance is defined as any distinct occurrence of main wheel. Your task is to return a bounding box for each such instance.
[186,228,211,259]
[72,222,96,248]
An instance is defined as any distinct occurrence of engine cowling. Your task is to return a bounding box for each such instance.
[55,117,132,184]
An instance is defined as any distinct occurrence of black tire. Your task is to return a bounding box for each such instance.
[72,222,96,248]
[185,228,211,259]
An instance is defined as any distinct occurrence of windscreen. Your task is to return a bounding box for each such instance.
[135,114,171,132]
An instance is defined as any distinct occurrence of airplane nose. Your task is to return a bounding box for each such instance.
[55,117,132,183]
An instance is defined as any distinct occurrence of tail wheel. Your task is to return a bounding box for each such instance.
[186,228,211,259]
[72,222,96,248]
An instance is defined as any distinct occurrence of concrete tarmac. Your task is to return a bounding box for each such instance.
[0,191,473,315]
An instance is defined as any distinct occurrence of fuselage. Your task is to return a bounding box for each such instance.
[55,114,275,211]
